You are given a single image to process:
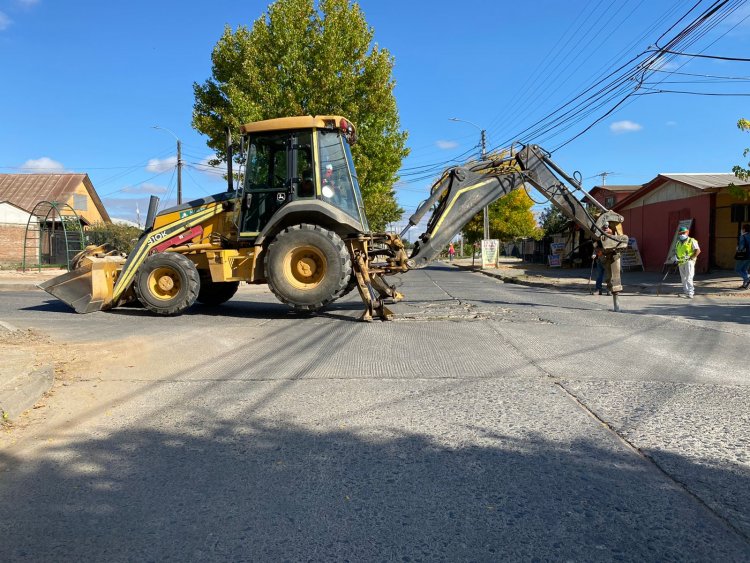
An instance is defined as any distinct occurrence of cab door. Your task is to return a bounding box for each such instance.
[240,131,291,238]
[240,130,315,238]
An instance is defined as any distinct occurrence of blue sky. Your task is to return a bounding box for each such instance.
[1,0,749,228]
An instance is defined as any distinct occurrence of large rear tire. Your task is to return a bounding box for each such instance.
[134,253,200,316]
[265,224,351,312]
[197,276,240,306]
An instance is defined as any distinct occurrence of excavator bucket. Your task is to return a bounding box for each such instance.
[38,247,126,313]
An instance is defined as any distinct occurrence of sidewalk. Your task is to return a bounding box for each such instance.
[450,257,748,297]
[0,268,67,292]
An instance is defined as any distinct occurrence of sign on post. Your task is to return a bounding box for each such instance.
[481,239,500,269]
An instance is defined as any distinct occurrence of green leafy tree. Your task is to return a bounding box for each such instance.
[462,190,542,245]
[539,205,569,236]
[192,0,408,230]
[729,118,750,196]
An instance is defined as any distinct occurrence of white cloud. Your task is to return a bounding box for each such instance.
[146,156,177,173]
[122,182,168,195]
[436,140,458,150]
[610,120,643,134]
[0,11,12,30]
[192,153,226,179]
[20,157,65,171]
[650,59,678,72]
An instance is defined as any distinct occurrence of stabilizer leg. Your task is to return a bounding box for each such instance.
[349,244,393,321]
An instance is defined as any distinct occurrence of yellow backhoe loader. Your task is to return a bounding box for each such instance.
[41,115,629,320]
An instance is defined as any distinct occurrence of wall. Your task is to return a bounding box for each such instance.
[620,194,711,273]
[0,223,38,265]
[0,203,33,224]
[0,203,38,265]
[64,180,107,224]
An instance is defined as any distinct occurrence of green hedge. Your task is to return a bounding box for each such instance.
[86,223,143,254]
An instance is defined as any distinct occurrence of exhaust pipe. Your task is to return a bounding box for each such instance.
[144,195,160,231]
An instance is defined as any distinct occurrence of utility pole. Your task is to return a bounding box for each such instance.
[598,171,614,186]
[177,139,182,205]
[153,126,183,205]
[480,129,488,239]
[450,118,488,240]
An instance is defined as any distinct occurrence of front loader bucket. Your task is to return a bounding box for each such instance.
[39,258,122,314]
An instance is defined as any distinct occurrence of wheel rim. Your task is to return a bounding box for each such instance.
[283,245,327,290]
[147,266,181,300]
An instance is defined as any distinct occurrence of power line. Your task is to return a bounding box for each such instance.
[638,87,750,96]
[538,0,746,150]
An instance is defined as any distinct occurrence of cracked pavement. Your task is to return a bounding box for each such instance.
[0,264,748,561]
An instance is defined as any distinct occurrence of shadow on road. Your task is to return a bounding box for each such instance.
[622,301,750,325]
[22,298,366,321]
[1,421,747,560]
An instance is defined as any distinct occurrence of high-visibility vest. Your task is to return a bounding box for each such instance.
[676,237,696,261]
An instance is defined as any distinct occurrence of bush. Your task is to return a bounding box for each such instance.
[86,223,143,254]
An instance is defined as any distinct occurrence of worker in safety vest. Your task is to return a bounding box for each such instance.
[672,226,700,299]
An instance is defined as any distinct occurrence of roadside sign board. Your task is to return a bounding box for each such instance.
[621,237,644,269]
[548,241,566,268]
[481,239,500,268]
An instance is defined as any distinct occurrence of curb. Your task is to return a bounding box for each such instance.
[0,366,54,421]
[0,322,55,422]
[453,264,746,297]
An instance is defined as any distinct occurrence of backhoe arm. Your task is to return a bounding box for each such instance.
[404,156,526,268]
[404,144,628,268]
[354,143,629,320]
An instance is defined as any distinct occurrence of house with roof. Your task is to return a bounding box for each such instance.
[613,173,750,273]
[588,184,641,209]
[0,174,111,266]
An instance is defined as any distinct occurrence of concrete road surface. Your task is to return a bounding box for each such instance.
[0,264,748,561]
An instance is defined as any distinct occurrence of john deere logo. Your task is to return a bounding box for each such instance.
[179,209,195,219]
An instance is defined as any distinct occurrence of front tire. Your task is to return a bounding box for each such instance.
[134,253,200,316]
[265,224,351,312]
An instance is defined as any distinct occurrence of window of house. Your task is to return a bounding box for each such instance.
[604,196,615,208]
[731,203,750,223]
[73,194,88,211]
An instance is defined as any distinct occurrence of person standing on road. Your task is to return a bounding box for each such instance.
[591,224,613,295]
[448,243,456,262]
[673,226,700,299]
[734,223,750,290]
[591,248,609,295]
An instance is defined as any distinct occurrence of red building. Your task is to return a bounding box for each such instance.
[588,184,641,209]
[613,173,750,273]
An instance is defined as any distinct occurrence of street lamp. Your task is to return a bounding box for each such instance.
[449,117,488,239]
[152,125,183,205]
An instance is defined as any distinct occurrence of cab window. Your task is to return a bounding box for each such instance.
[295,131,315,198]
[318,130,360,221]
[245,133,287,191]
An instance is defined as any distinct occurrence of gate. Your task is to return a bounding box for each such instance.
[23,201,86,271]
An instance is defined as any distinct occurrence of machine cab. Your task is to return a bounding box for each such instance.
[239,115,369,238]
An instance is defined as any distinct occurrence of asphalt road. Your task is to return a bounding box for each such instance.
[1,264,749,561]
